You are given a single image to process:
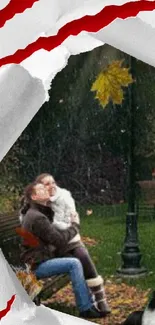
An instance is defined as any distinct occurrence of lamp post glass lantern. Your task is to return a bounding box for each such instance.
[117,56,147,277]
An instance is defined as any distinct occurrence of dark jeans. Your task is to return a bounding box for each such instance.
[70,245,98,279]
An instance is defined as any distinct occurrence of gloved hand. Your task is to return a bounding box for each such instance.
[70,212,80,225]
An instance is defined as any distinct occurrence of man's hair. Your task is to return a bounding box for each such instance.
[20,195,30,215]
[35,173,52,183]
[24,182,38,202]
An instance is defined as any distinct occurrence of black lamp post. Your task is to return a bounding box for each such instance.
[117,56,147,277]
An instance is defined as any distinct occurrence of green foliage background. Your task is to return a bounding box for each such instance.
[1,44,155,209]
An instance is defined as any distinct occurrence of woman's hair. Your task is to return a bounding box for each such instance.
[20,195,30,215]
[35,173,52,183]
[24,182,38,202]
[20,182,38,217]
[20,181,46,218]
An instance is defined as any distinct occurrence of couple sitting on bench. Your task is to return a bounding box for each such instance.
[18,173,111,319]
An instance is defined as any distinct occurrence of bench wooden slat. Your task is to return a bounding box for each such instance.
[0,217,19,225]
[0,215,20,236]
[0,213,69,304]
[0,216,19,224]
[137,181,155,220]
[0,214,18,222]
[0,226,19,234]
[41,275,69,300]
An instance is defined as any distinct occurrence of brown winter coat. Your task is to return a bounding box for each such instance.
[20,202,79,269]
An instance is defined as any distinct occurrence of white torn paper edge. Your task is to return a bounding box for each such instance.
[1,12,155,163]
[0,249,96,325]
[0,65,46,162]
[0,0,137,59]
[1,0,155,162]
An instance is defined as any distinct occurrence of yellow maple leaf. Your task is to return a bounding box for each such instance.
[91,60,134,108]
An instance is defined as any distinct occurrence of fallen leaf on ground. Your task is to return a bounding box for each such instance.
[42,280,150,325]
[81,236,98,246]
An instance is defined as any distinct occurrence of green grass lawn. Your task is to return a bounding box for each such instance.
[78,203,155,291]
[48,203,155,321]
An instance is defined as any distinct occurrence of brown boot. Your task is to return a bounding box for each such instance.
[86,276,111,314]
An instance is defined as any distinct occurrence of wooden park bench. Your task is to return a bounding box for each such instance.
[137,180,155,221]
[0,212,69,305]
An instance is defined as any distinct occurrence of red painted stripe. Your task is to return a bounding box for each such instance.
[0,0,155,67]
[0,0,39,28]
[0,295,16,320]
